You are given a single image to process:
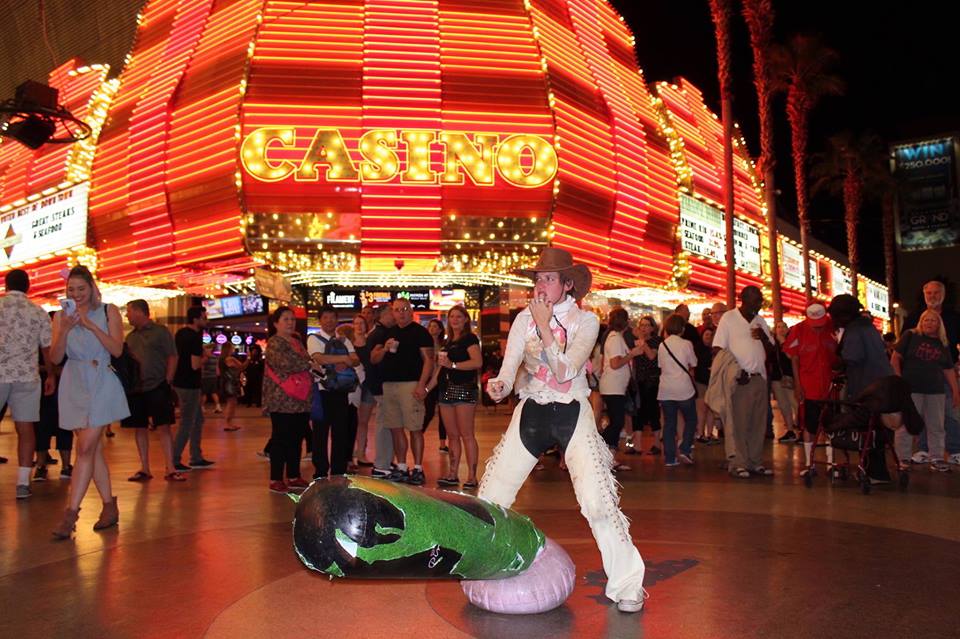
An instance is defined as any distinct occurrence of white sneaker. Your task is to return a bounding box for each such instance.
[617,588,648,613]
[948,453,960,466]
[910,451,930,464]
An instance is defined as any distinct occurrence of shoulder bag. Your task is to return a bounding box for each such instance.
[662,339,698,400]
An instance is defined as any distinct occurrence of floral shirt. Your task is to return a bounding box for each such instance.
[263,334,313,414]
[0,291,52,383]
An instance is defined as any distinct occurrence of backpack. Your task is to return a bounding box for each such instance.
[311,334,359,392]
[106,306,141,395]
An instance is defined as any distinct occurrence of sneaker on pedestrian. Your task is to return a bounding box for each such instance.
[287,477,310,490]
[407,468,425,486]
[190,459,215,469]
[386,468,409,483]
[777,431,798,444]
[948,453,960,466]
[16,484,31,499]
[930,460,951,473]
[617,598,644,613]
[910,451,930,464]
[678,453,694,465]
[269,480,287,493]
[60,465,73,479]
[372,467,392,479]
[33,466,48,482]
[174,462,192,472]
[664,460,680,467]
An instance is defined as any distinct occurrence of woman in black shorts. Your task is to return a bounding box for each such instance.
[433,306,482,488]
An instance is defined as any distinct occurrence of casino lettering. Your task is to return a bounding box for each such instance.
[240,127,558,188]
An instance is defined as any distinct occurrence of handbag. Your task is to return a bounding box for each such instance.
[662,340,698,400]
[265,364,312,402]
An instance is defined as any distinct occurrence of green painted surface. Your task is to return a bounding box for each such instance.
[335,475,544,579]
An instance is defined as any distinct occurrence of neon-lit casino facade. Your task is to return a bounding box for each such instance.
[1,0,888,320]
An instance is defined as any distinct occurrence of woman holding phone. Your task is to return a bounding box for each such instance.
[51,266,130,539]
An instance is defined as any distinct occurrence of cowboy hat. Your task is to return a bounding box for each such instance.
[516,247,592,301]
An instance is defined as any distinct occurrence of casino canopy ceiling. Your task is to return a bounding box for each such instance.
[1,0,882,313]
[84,0,759,291]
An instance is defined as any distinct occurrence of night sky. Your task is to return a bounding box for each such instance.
[611,0,955,281]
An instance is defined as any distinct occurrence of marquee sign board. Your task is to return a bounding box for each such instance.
[0,183,89,265]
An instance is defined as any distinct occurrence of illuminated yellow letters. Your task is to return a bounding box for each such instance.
[240,127,298,182]
[401,130,437,183]
[496,134,558,188]
[439,132,498,186]
[296,128,359,181]
[240,127,559,188]
[359,129,400,182]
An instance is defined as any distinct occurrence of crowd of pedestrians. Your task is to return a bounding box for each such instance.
[4,263,959,539]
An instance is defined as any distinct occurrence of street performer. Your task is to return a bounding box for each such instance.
[481,248,647,613]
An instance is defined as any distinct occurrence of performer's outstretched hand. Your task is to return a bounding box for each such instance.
[486,379,507,403]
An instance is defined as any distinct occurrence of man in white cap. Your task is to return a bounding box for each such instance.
[483,247,647,613]
[783,302,839,474]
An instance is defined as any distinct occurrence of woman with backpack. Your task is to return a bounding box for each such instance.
[307,306,360,479]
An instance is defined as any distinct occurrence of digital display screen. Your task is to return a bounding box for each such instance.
[220,296,243,317]
[241,294,264,314]
[202,298,223,319]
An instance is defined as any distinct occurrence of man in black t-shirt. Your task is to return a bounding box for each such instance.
[172,306,213,471]
[370,298,433,484]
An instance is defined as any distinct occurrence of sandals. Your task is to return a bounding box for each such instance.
[462,480,479,490]
[730,468,751,479]
[750,466,774,477]
[437,476,460,487]
[127,471,153,482]
[164,471,187,482]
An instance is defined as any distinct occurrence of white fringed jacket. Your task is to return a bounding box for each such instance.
[492,295,599,405]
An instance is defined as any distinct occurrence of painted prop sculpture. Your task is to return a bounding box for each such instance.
[292,476,575,614]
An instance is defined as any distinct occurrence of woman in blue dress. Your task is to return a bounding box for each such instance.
[51,266,130,539]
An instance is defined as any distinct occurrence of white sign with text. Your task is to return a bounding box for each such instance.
[0,183,88,265]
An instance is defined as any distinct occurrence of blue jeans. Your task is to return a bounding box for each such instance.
[173,387,205,464]
[660,398,697,463]
[918,378,960,455]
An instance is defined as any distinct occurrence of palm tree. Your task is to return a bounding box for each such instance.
[860,140,899,321]
[811,131,886,298]
[741,0,782,321]
[770,34,844,304]
[708,0,737,309]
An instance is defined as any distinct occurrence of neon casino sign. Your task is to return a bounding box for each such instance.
[240,127,558,188]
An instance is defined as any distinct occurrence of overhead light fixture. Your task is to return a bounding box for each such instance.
[0,80,91,149]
